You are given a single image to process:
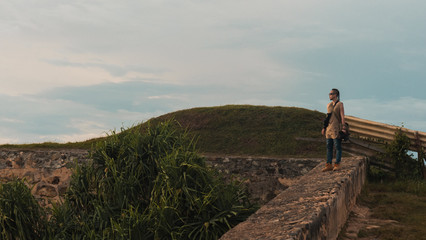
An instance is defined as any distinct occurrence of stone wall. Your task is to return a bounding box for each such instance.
[0,149,366,239]
[0,149,321,206]
[220,157,366,240]
[204,156,321,204]
[0,149,89,206]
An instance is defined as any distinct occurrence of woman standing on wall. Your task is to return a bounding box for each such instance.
[321,88,346,171]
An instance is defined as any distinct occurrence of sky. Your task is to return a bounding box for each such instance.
[2,0,426,144]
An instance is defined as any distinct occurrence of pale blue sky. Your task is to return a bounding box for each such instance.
[2,0,426,143]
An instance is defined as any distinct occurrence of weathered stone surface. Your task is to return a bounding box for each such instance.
[35,181,57,198]
[0,149,88,206]
[220,157,366,240]
[205,157,321,204]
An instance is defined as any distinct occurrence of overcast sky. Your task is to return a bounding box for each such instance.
[2,0,426,144]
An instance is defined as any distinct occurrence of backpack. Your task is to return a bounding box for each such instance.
[338,123,350,141]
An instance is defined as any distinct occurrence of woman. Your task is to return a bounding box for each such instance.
[321,88,346,171]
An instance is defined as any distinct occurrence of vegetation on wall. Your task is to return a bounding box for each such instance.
[0,120,257,240]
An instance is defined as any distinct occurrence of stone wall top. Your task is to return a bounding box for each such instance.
[220,157,366,240]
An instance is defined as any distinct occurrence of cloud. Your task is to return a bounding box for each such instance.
[44,59,166,77]
[2,0,426,144]
[0,92,159,144]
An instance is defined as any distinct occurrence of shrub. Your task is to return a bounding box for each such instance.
[385,129,423,180]
[50,120,256,239]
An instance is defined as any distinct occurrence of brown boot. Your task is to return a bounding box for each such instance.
[333,163,341,171]
[322,163,333,172]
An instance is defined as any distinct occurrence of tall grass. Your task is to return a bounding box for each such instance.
[49,120,256,239]
[0,120,256,239]
[0,179,46,240]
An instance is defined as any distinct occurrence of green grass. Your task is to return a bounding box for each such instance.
[357,180,426,240]
[0,179,47,239]
[0,140,95,150]
[0,105,326,157]
[151,105,325,157]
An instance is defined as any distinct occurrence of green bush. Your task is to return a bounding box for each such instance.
[0,179,46,240]
[50,120,256,239]
[385,129,423,180]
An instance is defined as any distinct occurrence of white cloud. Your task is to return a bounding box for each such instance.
[1,0,320,95]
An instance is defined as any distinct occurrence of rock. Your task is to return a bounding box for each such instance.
[58,184,68,196]
[37,184,57,198]
[47,176,60,185]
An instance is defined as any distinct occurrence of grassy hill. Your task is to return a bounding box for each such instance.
[152,105,325,157]
[0,105,326,157]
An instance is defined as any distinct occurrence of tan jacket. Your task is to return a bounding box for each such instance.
[326,101,343,139]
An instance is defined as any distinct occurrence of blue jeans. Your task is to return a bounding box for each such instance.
[326,138,342,164]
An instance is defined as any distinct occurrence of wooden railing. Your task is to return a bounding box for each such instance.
[345,116,426,152]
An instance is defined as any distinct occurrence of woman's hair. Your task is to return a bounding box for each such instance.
[332,88,340,101]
